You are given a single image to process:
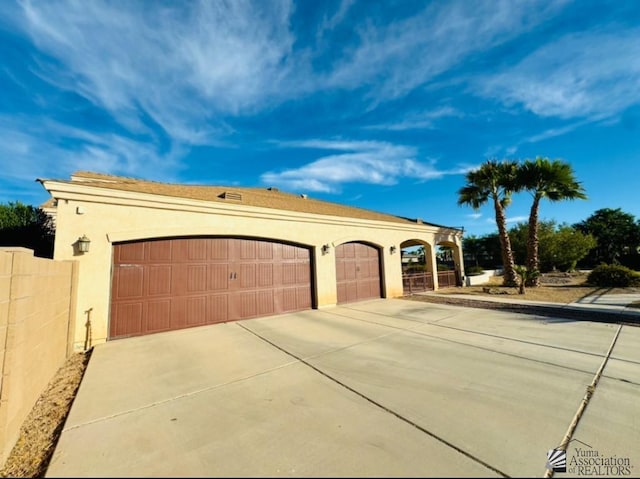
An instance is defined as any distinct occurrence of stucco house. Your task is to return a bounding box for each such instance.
[38,171,464,350]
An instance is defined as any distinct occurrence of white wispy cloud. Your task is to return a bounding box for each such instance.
[0,115,181,187]
[485,118,591,158]
[261,139,470,192]
[6,0,572,150]
[317,0,356,39]
[366,106,461,131]
[14,0,297,144]
[477,28,640,120]
[467,213,483,220]
[324,0,568,102]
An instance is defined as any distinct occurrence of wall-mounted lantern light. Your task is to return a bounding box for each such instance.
[390,245,397,254]
[77,234,91,253]
[321,244,330,255]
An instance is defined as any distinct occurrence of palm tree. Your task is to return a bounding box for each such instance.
[517,157,587,286]
[458,159,519,287]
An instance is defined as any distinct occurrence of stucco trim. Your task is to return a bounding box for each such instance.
[41,180,463,237]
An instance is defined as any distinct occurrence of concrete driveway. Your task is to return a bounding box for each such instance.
[46,299,640,478]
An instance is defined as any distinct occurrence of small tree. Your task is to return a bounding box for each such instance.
[575,208,640,267]
[509,221,596,272]
[514,265,540,294]
[548,225,597,272]
[0,201,54,258]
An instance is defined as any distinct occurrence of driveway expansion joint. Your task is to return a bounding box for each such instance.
[238,322,511,478]
[543,324,624,478]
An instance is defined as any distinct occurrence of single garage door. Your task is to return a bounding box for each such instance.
[335,242,381,304]
[110,237,312,339]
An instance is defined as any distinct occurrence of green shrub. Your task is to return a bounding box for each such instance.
[466,265,484,276]
[437,263,451,271]
[586,264,640,287]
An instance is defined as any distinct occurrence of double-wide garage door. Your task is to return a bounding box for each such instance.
[110,237,312,339]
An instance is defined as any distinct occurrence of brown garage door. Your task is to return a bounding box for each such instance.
[335,242,381,304]
[109,237,312,339]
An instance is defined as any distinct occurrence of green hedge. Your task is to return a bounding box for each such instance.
[465,265,484,276]
[586,264,640,287]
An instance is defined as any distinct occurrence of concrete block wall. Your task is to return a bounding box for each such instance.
[0,248,78,466]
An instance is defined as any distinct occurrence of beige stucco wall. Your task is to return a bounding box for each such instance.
[0,248,78,466]
[43,182,463,350]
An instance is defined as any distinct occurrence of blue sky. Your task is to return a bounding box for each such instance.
[1,0,639,237]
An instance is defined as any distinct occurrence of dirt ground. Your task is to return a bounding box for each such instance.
[0,350,92,478]
[437,271,640,303]
[451,271,598,302]
[2,272,638,477]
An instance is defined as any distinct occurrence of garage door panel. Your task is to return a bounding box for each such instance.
[344,243,356,258]
[147,265,172,296]
[257,290,275,316]
[113,266,144,299]
[145,300,171,332]
[346,282,358,302]
[111,302,143,338]
[336,260,345,282]
[282,263,297,285]
[111,238,312,339]
[258,264,273,287]
[210,239,229,260]
[118,242,145,262]
[358,279,380,299]
[296,263,310,283]
[185,297,207,326]
[358,261,370,277]
[345,263,357,280]
[297,287,312,309]
[282,244,297,260]
[282,288,297,311]
[336,283,347,304]
[188,239,208,261]
[186,265,208,292]
[236,291,257,319]
[239,239,256,260]
[356,281,367,299]
[258,241,274,259]
[207,294,228,324]
[148,239,173,262]
[335,242,381,304]
[207,264,229,291]
[364,244,378,258]
[239,263,256,288]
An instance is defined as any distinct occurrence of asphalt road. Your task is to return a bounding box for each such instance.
[46,299,639,478]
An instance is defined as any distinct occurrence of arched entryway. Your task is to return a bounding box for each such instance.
[435,240,463,287]
[400,240,434,294]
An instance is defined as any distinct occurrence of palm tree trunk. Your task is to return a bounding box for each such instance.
[494,197,519,287]
[526,195,541,286]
